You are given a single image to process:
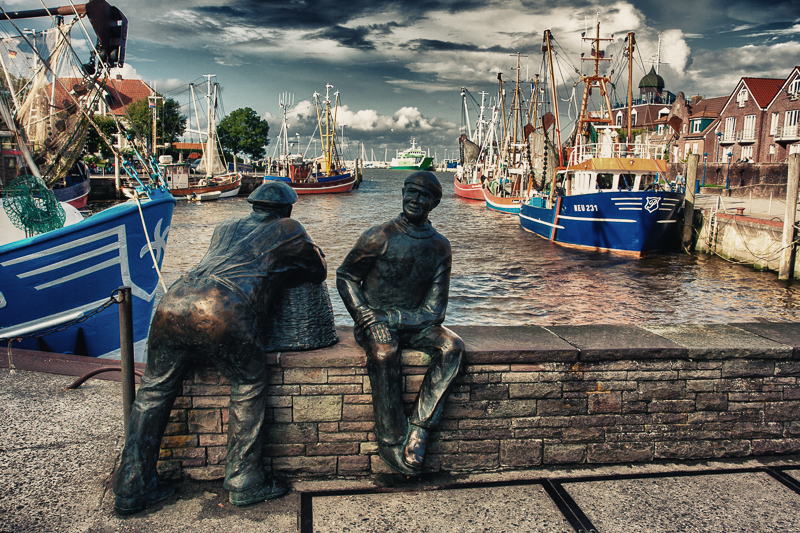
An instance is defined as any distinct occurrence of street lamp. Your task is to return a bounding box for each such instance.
[725,152,733,189]
[716,132,723,162]
[701,152,708,190]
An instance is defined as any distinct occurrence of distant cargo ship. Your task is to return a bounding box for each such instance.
[389,139,434,170]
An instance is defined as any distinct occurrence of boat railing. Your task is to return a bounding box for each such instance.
[567,142,666,165]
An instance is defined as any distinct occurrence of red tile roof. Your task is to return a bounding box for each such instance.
[742,78,783,108]
[689,96,727,118]
[49,76,153,116]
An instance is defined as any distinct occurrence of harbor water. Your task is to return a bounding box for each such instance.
[157,169,800,327]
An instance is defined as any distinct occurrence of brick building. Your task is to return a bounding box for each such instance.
[715,76,783,163]
[611,66,676,131]
[51,74,153,118]
[763,66,800,162]
[648,92,726,163]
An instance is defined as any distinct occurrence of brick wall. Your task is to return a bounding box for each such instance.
[157,324,800,481]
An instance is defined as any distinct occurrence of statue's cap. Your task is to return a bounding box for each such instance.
[247,180,297,206]
[404,171,442,199]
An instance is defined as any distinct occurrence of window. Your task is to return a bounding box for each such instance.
[724,116,736,141]
[596,173,613,190]
[790,144,800,155]
[769,145,776,162]
[631,109,638,126]
[743,115,756,140]
[639,174,657,190]
[771,112,779,135]
[682,124,687,133]
[737,88,748,107]
[740,146,753,161]
[693,142,698,155]
[787,110,799,127]
[692,120,702,133]
[790,78,800,96]
[619,173,635,190]
[657,124,665,135]
[616,113,623,126]
[684,143,690,157]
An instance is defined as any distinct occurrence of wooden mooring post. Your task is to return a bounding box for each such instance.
[682,153,699,251]
[779,154,800,280]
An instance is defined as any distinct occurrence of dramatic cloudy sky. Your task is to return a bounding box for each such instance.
[4,0,799,162]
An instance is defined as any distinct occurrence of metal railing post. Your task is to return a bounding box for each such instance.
[118,286,135,438]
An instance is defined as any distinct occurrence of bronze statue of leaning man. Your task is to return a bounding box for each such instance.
[114,181,330,513]
[337,171,464,475]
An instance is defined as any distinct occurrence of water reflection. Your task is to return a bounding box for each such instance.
[158,169,799,326]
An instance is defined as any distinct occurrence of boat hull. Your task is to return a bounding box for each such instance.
[389,156,434,171]
[454,175,484,200]
[519,191,683,256]
[52,174,91,209]
[0,189,177,360]
[263,174,356,194]
[123,174,241,200]
[483,187,522,214]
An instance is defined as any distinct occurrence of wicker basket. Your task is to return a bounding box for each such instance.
[261,281,338,351]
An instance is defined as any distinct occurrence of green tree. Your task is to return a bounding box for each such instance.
[125,95,186,150]
[217,107,269,160]
[86,115,120,159]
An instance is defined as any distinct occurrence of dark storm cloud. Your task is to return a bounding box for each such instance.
[312,26,376,50]
[403,39,510,53]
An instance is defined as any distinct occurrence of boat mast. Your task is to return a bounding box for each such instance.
[626,32,635,145]
[542,29,563,167]
[461,88,472,141]
[576,15,614,137]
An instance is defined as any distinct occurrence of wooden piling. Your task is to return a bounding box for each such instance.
[779,153,800,280]
[682,153,699,251]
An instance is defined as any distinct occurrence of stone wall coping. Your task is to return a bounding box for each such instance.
[278,323,800,367]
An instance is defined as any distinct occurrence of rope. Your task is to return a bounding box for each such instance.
[134,191,168,293]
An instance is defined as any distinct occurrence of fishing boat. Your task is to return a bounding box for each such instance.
[264,84,355,194]
[122,75,242,200]
[481,53,555,215]
[389,138,434,170]
[454,89,496,201]
[518,22,683,256]
[0,0,177,360]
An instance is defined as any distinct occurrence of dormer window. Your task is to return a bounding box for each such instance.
[691,120,702,133]
[737,88,748,107]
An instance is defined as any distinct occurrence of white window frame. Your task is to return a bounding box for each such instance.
[631,109,638,126]
[691,120,701,133]
[790,78,800,96]
[615,113,623,126]
[787,110,799,127]
[724,117,736,142]
[740,146,753,160]
[743,115,756,141]
[770,112,779,135]
[657,124,665,135]
[737,88,748,107]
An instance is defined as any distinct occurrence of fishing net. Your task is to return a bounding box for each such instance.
[2,175,66,236]
[0,20,100,186]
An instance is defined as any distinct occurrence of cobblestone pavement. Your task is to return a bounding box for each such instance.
[2,370,800,533]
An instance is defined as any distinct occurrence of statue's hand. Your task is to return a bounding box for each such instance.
[355,307,389,329]
[368,322,393,343]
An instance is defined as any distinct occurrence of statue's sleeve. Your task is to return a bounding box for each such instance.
[390,249,451,331]
[271,223,327,284]
[336,228,384,325]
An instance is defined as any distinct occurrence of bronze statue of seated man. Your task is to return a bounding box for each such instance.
[337,171,464,475]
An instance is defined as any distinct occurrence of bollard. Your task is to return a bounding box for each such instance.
[682,154,699,252]
[779,154,800,280]
[118,286,135,438]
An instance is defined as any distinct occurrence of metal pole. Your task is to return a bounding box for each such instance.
[683,153,699,251]
[779,154,800,280]
[118,286,135,438]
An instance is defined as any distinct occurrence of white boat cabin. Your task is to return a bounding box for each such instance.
[558,169,660,195]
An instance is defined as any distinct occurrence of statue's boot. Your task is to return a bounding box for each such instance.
[114,481,175,515]
[403,424,430,472]
[229,478,288,506]
[378,443,421,475]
